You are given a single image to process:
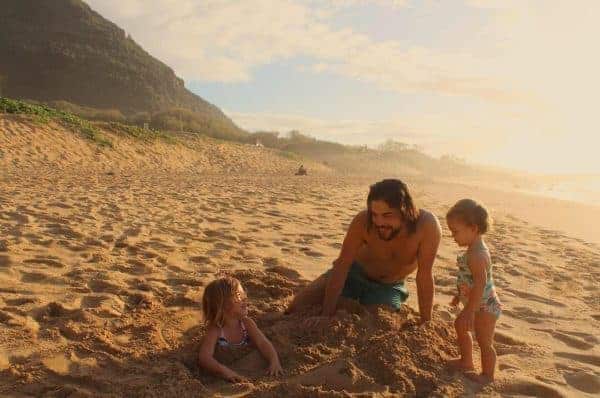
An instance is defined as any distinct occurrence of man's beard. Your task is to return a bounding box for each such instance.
[376,226,401,241]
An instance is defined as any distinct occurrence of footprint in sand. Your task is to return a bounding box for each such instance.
[494,331,528,347]
[5,297,38,306]
[165,277,204,288]
[25,234,54,247]
[554,352,600,367]
[300,247,325,257]
[557,329,599,344]
[45,223,83,240]
[213,242,234,250]
[20,271,65,285]
[532,328,596,350]
[261,257,280,267]
[203,229,223,238]
[4,211,29,224]
[503,306,551,324]
[87,279,123,294]
[188,255,212,265]
[123,259,154,275]
[23,256,64,268]
[499,375,568,398]
[83,237,107,248]
[81,295,110,309]
[0,255,12,267]
[505,288,566,308]
[561,370,600,394]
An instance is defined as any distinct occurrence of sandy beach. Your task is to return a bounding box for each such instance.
[1,115,599,397]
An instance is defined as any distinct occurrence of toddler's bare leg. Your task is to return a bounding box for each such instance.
[449,317,474,371]
[469,311,497,383]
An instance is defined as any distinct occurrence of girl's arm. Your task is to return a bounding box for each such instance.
[198,327,245,382]
[243,317,283,376]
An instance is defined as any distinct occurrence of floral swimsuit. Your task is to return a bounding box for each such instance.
[217,320,250,348]
[456,247,502,319]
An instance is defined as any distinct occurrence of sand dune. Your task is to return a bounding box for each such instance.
[1,115,599,397]
[0,115,330,176]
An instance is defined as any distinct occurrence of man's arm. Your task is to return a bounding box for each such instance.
[321,212,365,316]
[415,211,442,323]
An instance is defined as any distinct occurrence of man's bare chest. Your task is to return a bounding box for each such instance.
[361,236,419,265]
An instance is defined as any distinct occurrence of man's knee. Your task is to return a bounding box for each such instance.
[285,275,328,314]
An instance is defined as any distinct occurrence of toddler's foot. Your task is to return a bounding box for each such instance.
[447,358,474,372]
[465,371,493,384]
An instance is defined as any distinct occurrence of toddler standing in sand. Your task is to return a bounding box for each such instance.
[446,199,501,383]
[198,276,283,382]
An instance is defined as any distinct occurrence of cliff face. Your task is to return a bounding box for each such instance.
[0,0,242,135]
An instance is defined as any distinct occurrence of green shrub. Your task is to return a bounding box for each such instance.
[1,97,112,146]
[99,121,177,144]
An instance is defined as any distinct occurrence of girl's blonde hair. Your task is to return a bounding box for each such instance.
[446,198,491,234]
[202,277,242,327]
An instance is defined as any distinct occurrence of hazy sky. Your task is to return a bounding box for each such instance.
[87,0,599,174]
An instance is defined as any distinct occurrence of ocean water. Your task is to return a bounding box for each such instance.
[530,175,600,206]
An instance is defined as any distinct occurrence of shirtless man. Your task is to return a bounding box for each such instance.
[287,179,441,323]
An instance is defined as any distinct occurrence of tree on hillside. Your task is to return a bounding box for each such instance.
[248,131,280,148]
[287,130,318,144]
[378,139,409,153]
[440,154,467,164]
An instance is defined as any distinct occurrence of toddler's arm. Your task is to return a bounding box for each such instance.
[455,252,488,330]
[198,327,245,382]
[450,295,460,306]
[243,317,283,376]
[464,252,488,313]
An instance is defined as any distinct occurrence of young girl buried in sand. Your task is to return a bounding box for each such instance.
[198,277,283,382]
[446,199,501,384]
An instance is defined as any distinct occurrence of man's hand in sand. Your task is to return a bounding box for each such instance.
[302,315,331,329]
[224,370,246,383]
[266,360,283,376]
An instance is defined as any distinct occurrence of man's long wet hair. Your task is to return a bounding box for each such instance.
[367,179,419,234]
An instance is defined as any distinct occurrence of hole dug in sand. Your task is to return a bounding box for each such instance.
[198,268,461,397]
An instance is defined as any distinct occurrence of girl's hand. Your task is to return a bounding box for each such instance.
[456,309,474,331]
[225,370,246,383]
[266,360,283,376]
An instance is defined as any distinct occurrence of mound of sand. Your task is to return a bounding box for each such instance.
[0,265,461,397]
[164,267,464,397]
[0,114,330,176]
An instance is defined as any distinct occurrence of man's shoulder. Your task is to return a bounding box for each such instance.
[416,209,441,236]
[417,208,437,223]
[354,209,368,222]
[348,210,369,233]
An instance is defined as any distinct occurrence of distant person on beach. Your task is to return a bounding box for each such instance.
[295,165,307,175]
[287,179,441,324]
[198,277,283,382]
[446,199,501,383]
